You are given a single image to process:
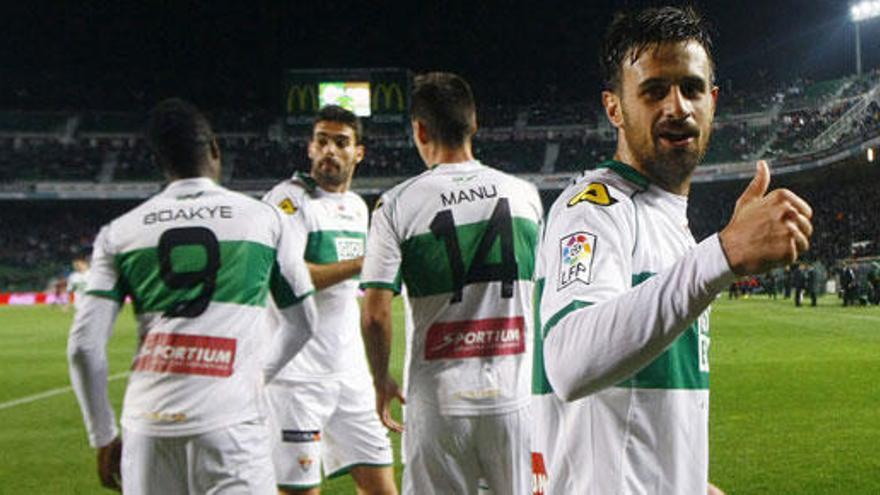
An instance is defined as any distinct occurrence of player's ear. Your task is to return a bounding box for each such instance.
[415,120,430,146]
[602,90,623,129]
[710,85,719,109]
[210,137,221,161]
[355,144,365,164]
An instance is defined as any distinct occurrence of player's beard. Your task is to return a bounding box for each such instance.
[312,157,349,187]
[626,117,710,193]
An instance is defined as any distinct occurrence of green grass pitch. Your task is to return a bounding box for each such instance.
[1,295,878,493]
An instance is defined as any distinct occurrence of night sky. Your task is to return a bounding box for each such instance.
[1,0,878,110]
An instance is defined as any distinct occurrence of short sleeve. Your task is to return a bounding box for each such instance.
[360,195,402,293]
[85,226,126,303]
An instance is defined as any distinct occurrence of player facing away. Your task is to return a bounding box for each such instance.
[531,6,813,495]
[68,98,319,494]
[262,105,397,495]
[361,72,543,495]
[66,254,90,312]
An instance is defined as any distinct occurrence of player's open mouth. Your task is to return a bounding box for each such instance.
[657,131,697,148]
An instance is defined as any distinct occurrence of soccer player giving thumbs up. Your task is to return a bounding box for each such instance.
[719,160,813,275]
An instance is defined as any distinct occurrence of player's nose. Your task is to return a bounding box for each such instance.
[663,86,693,119]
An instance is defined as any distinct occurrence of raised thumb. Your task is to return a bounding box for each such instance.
[738,160,770,204]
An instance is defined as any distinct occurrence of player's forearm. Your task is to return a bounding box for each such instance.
[67,296,120,448]
[545,234,735,401]
[361,290,395,384]
[263,296,318,383]
[307,257,363,290]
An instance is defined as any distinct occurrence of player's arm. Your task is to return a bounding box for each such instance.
[67,226,124,491]
[359,194,405,432]
[307,257,363,290]
[361,287,404,432]
[263,209,319,383]
[544,162,812,401]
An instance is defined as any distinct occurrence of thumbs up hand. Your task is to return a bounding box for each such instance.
[719,161,814,275]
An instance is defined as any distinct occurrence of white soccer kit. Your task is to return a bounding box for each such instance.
[262,173,392,488]
[531,161,735,494]
[361,160,543,494]
[68,178,316,493]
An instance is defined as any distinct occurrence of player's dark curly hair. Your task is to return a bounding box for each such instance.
[600,5,715,92]
[411,72,477,148]
[146,98,215,178]
[315,105,363,144]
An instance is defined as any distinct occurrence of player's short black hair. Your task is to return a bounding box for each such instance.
[146,98,215,178]
[411,72,477,148]
[314,105,363,144]
[600,5,715,92]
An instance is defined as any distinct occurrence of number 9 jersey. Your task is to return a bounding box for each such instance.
[360,160,543,416]
[72,178,315,442]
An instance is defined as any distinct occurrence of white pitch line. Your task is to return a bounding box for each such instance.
[0,371,129,411]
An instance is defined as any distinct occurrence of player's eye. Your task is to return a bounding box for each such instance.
[643,85,669,101]
[681,80,705,99]
[335,137,349,148]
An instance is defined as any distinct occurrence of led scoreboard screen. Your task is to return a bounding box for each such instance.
[284,68,410,127]
[318,81,371,117]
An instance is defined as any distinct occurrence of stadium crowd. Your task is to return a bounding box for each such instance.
[1,70,878,184]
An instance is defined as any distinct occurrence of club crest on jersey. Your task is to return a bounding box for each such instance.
[558,231,596,289]
[298,454,315,471]
[277,197,298,215]
[567,182,617,207]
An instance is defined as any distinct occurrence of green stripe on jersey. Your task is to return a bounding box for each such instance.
[304,230,366,264]
[115,240,276,314]
[616,272,709,390]
[399,217,539,298]
[532,278,552,395]
[534,298,593,394]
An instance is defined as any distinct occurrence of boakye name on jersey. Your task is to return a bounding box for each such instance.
[360,160,543,416]
[78,178,314,438]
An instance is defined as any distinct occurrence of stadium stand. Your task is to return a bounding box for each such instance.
[1,69,879,291]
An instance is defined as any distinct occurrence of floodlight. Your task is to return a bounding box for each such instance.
[851,1,880,22]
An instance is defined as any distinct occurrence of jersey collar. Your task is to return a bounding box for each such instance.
[596,160,650,190]
[162,177,220,198]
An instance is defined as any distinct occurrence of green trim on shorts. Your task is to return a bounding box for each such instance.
[278,481,321,490]
[325,462,394,480]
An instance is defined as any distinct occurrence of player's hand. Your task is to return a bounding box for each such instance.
[719,160,813,275]
[375,376,405,433]
[96,436,122,491]
[708,482,726,495]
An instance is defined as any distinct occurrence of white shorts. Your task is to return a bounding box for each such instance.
[403,402,531,495]
[121,420,276,495]
[266,374,393,490]
[530,393,592,494]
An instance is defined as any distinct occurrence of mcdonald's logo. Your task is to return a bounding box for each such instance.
[372,83,405,112]
[287,84,319,113]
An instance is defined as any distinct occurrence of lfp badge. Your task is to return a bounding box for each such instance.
[558,231,597,289]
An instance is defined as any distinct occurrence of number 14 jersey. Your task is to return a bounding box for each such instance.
[361,161,543,416]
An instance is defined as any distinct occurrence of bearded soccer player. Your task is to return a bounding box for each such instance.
[68,98,319,494]
[531,6,813,494]
[262,105,396,495]
[361,72,543,494]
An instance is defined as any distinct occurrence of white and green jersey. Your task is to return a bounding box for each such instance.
[532,161,734,494]
[69,178,315,443]
[361,160,543,416]
[67,270,89,311]
[263,172,370,379]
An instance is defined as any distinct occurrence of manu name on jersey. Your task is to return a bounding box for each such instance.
[361,160,543,416]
